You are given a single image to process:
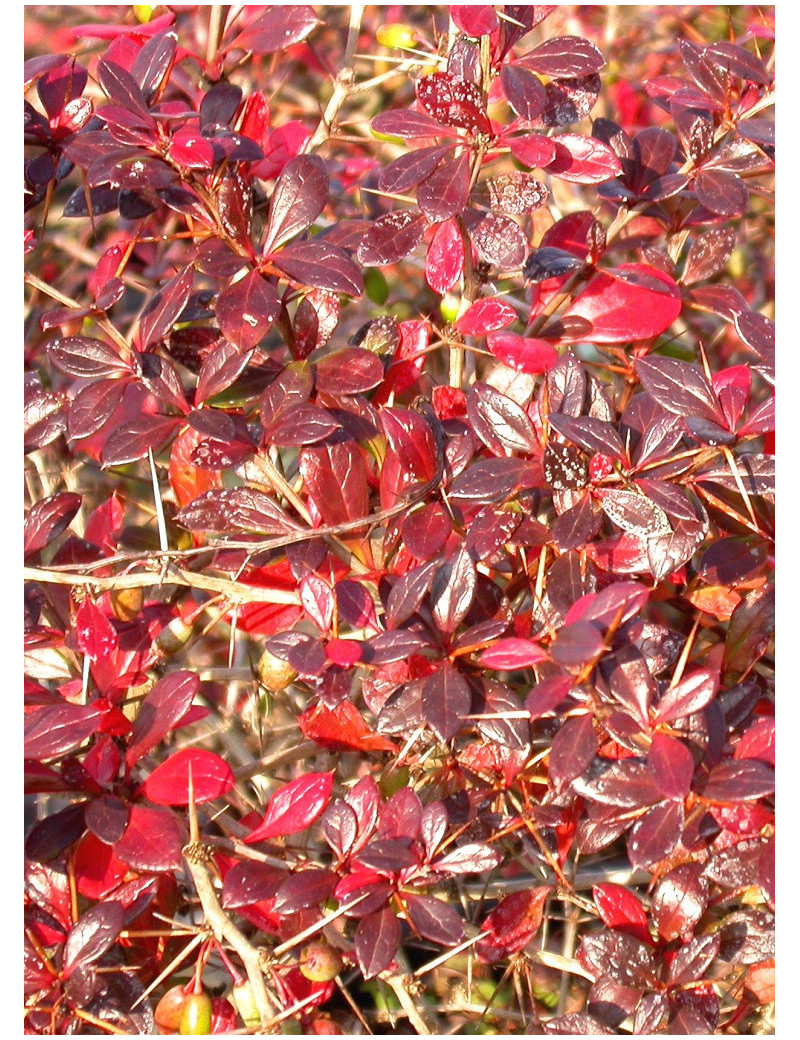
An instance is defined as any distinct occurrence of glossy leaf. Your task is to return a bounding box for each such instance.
[357,210,427,266]
[244,772,334,843]
[139,748,235,805]
[422,660,471,742]
[487,331,560,374]
[564,264,682,343]
[354,907,401,979]
[215,271,281,351]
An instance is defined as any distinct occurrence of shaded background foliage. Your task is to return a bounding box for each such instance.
[24,4,773,1035]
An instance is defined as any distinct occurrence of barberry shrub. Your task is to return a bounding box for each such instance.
[24,5,774,1035]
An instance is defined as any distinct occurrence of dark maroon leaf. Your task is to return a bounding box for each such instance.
[733,309,774,361]
[648,734,695,800]
[634,356,720,423]
[417,152,470,223]
[262,154,329,252]
[222,861,283,908]
[97,60,154,124]
[422,660,471,742]
[694,170,749,217]
[386,560,437,629]
[548,415,625,461]
[357,210,427,266]
[501,65,547,122]
[101,414,181,466]
[487,171,548,215]
[405,895,464,946]
[226,6,318,56]
[63,902,124,977]
[215,271,281,351]
[272,240,363,296]
[577,932,657,988]
[355,838,417,873]
[547,134,622,183]
[85,796,129,844]
[521,36,605,78]
[131,29,177,103]
[651,863,708,942]
[543,442,588,491]
[316,346,383,395]
[654,668,720,724]
[538,73,601,128]
[24,491,82,556]
[267,405,340,447]
[138,266,192,348]
[48,336,129,378]
[354,907,401,979]
[706,42,771,84]
[470,213,528,270]
[379,145,453,194]
[702,759,774,803]
[667,934,721,988]
[273,869,338,914]
[573,759,661,809]
[196,339,253,404]
[704,838,766,890]
[133,350,188,412]
[432,841,502,876]
[401,503,452,559]
[416,72,491,134]
[367,630,431,665]
[550,619,605,670]
[321,801,360,862]
[549,714,597,794]
[627,800,684,869]
[298,441,370,525]
[126,670,200,768]
[68,378,128,441]
[371,110,455,140]
[468,383,538,455]
[24,702,104,760]
[431,546,477,634]
[682,226,736,285]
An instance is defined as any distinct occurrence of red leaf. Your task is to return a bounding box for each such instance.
[425,217,465,294]
[76,599,119,662]
[546,134,622,183]
[138,748,234,806]
[647,734,694,800]
[215,271,281,350]
[509,134,558,170]
[486,332,559,373]
[654,667,720,723]
[592,883,652,946]
[562,263,681,343]
[478,638,548,669]
[455,298,517,336]
[298,700,398,753]
[299,441,370,525]
[476,887,552,962]
[244,772,334,843]
[451,5,498,36]
[115,804,183,872]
